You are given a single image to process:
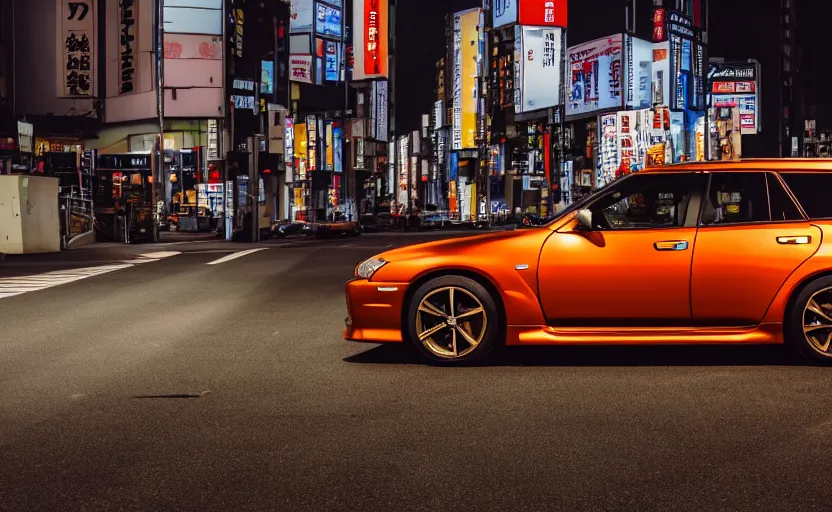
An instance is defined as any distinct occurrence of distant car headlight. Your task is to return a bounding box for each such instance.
[356,257,388,279]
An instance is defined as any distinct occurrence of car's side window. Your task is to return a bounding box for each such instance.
[700,172,769,226]
[766,173,804,222]
[588,173,701,230]
[780,172,832,219]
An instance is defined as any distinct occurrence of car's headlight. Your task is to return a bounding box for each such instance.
[356,257,388,279]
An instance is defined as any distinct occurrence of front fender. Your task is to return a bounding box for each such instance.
[371,230,550,327]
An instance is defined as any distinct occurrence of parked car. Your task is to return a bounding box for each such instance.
[345,159,832,365]
[272,220,314,238]
[313,215,362,237]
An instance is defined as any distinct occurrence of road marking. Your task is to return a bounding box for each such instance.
[0,252,181,300]
[138,251,182,259]
[0,264,134,299]
[206,248,268,265]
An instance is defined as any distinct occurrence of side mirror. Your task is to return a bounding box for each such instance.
[576,209,593,231]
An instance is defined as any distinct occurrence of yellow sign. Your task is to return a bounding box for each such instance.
[459,9,480,149]
[293,123,307,160]
[326,123,333,170]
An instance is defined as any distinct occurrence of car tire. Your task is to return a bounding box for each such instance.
[405,275,500,365]
[787,276,832,365]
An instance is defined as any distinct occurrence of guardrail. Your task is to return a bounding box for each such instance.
[59,192,94,249]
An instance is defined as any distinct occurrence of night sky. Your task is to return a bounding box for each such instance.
[394,0,828,156]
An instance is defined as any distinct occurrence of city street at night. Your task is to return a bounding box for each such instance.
[2,232,832,511]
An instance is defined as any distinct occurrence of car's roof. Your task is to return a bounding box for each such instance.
[641,159,832,173]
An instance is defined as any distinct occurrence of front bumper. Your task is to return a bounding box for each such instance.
[343,278,408,343]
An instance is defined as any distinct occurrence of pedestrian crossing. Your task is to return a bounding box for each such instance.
[0,252,178,300]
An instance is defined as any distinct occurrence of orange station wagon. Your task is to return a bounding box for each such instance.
[344,159,832,365]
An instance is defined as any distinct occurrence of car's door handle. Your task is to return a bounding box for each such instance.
[777,236,812,245]
[654,240,689,251]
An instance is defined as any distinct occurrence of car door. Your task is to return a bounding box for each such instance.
[690,171,821,326]
[538,172,707,326]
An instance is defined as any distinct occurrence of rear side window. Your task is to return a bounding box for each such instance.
[700,172,769,225]
[781,173,832,219]
[766,173,803,222]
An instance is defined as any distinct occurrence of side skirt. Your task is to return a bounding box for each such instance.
[505,323,784,346]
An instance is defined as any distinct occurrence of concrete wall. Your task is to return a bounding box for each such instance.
[105,0,224,124]
[0,175,61,254]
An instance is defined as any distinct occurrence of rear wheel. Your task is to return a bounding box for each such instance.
[405,276,500,365]
[787,276,832,365]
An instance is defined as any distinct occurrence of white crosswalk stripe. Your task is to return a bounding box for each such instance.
[0,264,133,299]
[0,252,180,299]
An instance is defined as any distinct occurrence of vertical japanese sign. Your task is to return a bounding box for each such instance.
[118,0,137,94]
[451,12,463,150]
[375,80,389,142]
[352,0,388,80]
[57,0,96,97]
[306,115,317,171]
[459,9,480,149]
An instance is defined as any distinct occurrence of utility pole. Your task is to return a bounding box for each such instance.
[389,0,400,220]
[155,0,165,226]
[248,134,260,242]
[702,0,710,160]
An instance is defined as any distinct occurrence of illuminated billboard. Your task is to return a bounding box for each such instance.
[352,0,389,80]
[514,26,562,114]
[709,61,761,134]
[518,0,567,28]
[566,35,623,117]
[625,35,654,109]
[452,8,480,150]
[493,0,517,28]
[290,0,314,33]
[315,2,341,38]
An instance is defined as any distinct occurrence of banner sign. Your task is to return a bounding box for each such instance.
[566,34,622,117]
[516,26,563,114]
[289,54,313,83]
[351,0,389,80]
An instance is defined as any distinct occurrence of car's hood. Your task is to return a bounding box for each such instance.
[375,228,547,262]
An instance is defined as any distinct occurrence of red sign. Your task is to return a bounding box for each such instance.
[713,82,735,93]
[652,9,666,42]
[518,0,567,28]
[713,81,756,94]
[364,0,381,75]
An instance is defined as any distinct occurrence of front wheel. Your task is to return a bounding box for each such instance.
[787,276,832,365]
[405,276,500,365]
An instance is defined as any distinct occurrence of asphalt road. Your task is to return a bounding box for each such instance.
[1,232,832,511]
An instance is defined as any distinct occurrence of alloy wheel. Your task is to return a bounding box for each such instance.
[802,288,832,357]
[415,286,487,359]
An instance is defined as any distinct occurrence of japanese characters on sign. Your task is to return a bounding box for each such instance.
[289,54,313,84]
[118,0,136,94]
[58,0,95,97]
[543,30,557,67]
[374,80,388,142]
[518,0,568,28]
[352,0,387,80]
[364,0,380,75]
[451,13,463,150]
[709,62,761,134]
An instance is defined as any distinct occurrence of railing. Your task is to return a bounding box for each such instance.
[59,188,95,248]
